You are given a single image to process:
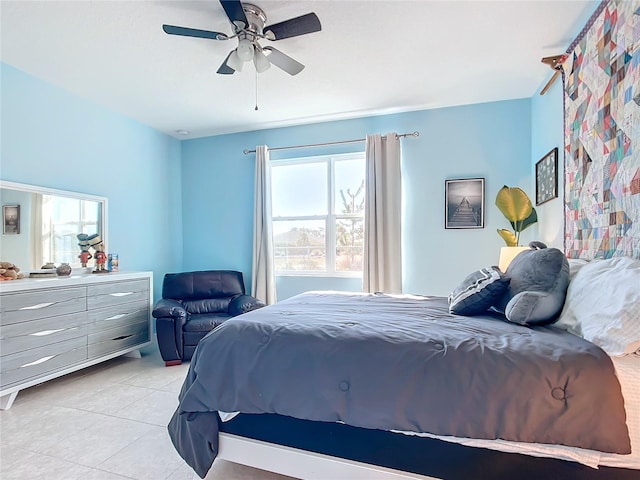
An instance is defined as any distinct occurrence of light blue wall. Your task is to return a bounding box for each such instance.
[531,74,564,249]
[530,2,598,250]
[182,99,532,298]
[0,63,183,300]
[2,63,534,301]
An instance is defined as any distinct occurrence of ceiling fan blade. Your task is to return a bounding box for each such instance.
[163,24,228,41]
[217,51,236,75]
[219,0,248,29]
[263,47,304,75]
[264,13,321,40]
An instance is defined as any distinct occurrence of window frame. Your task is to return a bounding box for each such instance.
[42,194,101,267]
[271,152,365,278]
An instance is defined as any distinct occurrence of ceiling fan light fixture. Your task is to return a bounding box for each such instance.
[253,47,271,73]
[163,1,321,77]
[227,50,244,72]
[236,38,255,62]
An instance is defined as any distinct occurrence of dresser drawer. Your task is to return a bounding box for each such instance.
[87,321,150,358]
[1,338,88,389]
[1,311,88,356]
[87,300,149,333]
[1,287,87,325]
[87,279,149,309]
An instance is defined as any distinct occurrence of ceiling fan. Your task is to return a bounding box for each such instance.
[162,0,321,76]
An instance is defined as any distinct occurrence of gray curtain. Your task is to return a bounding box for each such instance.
[363,133,402,293]
[251,145,277,304]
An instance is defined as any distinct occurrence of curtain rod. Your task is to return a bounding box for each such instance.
[242,131,420,155]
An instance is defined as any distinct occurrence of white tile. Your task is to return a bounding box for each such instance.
[0,446,40,476]
[9,370,140,412]
[112,389,179,426]
[55,383,156,415]
[87,358,155,384]
[121,364,189,390]
[35,415,156,467]
[1,451,103,480]
[1,349,296,480]
[7,374,104,409]
[165,462,200,480]
[158,376,189,394]
[97,425,186,480]
[11,355,148,407]
[1,405,109,452]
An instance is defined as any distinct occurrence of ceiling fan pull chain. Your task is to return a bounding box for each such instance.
[255,69,259,111]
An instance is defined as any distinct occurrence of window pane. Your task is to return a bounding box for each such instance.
[273,220,326,271]
[334,159,365,215]
[272,162,327,217]
[43,195,101,266]
[335,218,363,272]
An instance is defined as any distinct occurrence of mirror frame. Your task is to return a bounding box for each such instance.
[0,180,108,270]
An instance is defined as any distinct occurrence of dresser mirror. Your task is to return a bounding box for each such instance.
[0,180,107,272]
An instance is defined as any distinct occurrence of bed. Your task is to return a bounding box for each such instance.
[167,252,640,480]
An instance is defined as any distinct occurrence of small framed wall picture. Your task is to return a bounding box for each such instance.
[445,178,485,229]
[535,148,558,205]
[3,204,20,235]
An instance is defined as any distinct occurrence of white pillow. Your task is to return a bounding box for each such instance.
[556,257,640,356]
[567,258,589,281]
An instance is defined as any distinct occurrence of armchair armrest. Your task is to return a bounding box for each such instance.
[228,295,266,317]
[153,298,189,363]
[153,299,188,320]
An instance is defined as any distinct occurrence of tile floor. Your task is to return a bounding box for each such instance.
[0,346,295,480]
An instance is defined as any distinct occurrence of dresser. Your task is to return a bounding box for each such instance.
[0,271,152,409]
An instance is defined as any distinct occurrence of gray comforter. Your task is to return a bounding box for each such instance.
[168,292,631,478]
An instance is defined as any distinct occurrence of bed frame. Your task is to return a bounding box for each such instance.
[217,413,639,480]
[218,433,436,480]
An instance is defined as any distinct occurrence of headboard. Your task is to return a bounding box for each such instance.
[563,0,639,260]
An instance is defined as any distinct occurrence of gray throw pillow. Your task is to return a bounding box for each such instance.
[500,247,570,326]
[448,266,510,316]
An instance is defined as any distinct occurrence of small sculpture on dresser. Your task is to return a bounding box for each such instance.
[0,261,24,281]
[77,233,93,267]
[87,234,109,274]
[56,263,72,276]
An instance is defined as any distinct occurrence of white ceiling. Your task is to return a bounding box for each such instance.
[1,1,597,139]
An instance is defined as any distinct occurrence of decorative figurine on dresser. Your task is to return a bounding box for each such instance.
[77,233,93,267]
[87,234,108,273]
[56,263,72,276]
[0,261,24,281]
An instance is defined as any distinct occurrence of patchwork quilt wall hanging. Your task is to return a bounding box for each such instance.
[563,0,640,259]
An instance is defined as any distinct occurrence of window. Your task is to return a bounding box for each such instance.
[41,194,100,266]
[271,153,365,275]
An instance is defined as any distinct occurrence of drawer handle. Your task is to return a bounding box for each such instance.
[105,314,127,321]
[19,302,55,310]
[21,355,55,368]
[112,334,133,341]
[110,292,133,297]
[30,329,66,337]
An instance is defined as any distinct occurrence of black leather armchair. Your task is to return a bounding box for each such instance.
[153,270,265,365]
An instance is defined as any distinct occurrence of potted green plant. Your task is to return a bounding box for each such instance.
[495,186,538,246]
